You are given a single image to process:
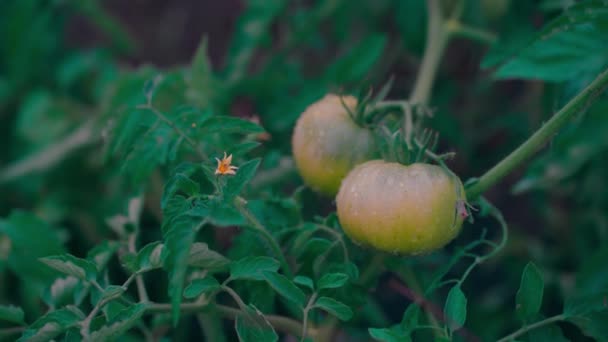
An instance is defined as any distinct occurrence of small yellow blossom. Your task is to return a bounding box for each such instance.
[215,152,238,175]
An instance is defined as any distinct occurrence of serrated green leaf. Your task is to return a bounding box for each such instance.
[189,197,246,227]
[184,276,221,299]
[89,303,147,340]
[313,297,353,321]
[162,163,200,209]
[18,306,84,342]
[163,214,202,325]
[317,272,349,290]
[486,0,608,81]
[516,262,544,321]
[0,305,25,325]
[222,158,261,199]
[40,254,98,282]
[187,242,230,271]
[235,305,278,342]
[444,285,467,331]
[293,276,314,291]
[262,271,306,307]
[230,256,280,281]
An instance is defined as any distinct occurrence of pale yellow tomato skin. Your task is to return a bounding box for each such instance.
[292,94,377,196]
[336,161,466,255]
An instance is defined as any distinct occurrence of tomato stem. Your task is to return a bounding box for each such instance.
[466,66,608,200]
[409,0,449,106]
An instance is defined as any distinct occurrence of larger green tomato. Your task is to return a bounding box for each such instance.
[336,160,466,254]
[292,94,377,196]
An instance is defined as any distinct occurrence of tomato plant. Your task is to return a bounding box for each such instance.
[1,1,608,342]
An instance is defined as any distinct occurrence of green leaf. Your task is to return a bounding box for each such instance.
[124,241,165,273]
[293,275,314,291]
[222,158,261,199]
[18,306,84,342]
[369,326,409,342]
[262,271,306,307]
[444,285,467,331]
[89,303,147,340]
[0,211,65,288]
[323,34,388,84]
[317,272,349,290]
[568,311,608,341]
[230,256,280,281]
[40,254,98,282]
[235,305,278,342]
[187,37,222,108]
[563,291,608,317]
[201,116,265,134]
[189,196,246,227]
[223,0,286,83]
[400,304,420,330]
[313,297,353,321]
[184,276,221,299]
[163,214,201,325]
[99,285,125,303]
[162,163,200,209]
[516,262,544,321]
[87,241,120,272]
[485,0,608,81]
[0,305,25,325]
[187,242,231,271]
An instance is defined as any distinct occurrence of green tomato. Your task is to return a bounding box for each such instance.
[336,160,466,255]
[291,94,377,196]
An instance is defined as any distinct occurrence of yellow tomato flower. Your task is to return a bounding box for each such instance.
[215,152,238,175]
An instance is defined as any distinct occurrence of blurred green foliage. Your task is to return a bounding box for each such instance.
[1,0,608,341]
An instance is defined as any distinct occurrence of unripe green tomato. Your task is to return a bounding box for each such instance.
[336,160,466,255]
[292,94,377,196]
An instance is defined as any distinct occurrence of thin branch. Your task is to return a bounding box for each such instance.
[146,302,312,338]
[409,0,449,105]
[0,118,97,184]
[466,66,608,199]
[496,315,565,342]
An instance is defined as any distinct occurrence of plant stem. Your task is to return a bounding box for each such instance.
[496,314,565,342]
[234,196,293,278]
[128,233,150,303]
[146,302,312,338]
[0,118,97,184]
[466,67,608,200]
[446,19,497,45]
[301,292,318,339]
[409,0,448,105]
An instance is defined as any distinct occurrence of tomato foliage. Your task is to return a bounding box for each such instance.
[1,1,608,341]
